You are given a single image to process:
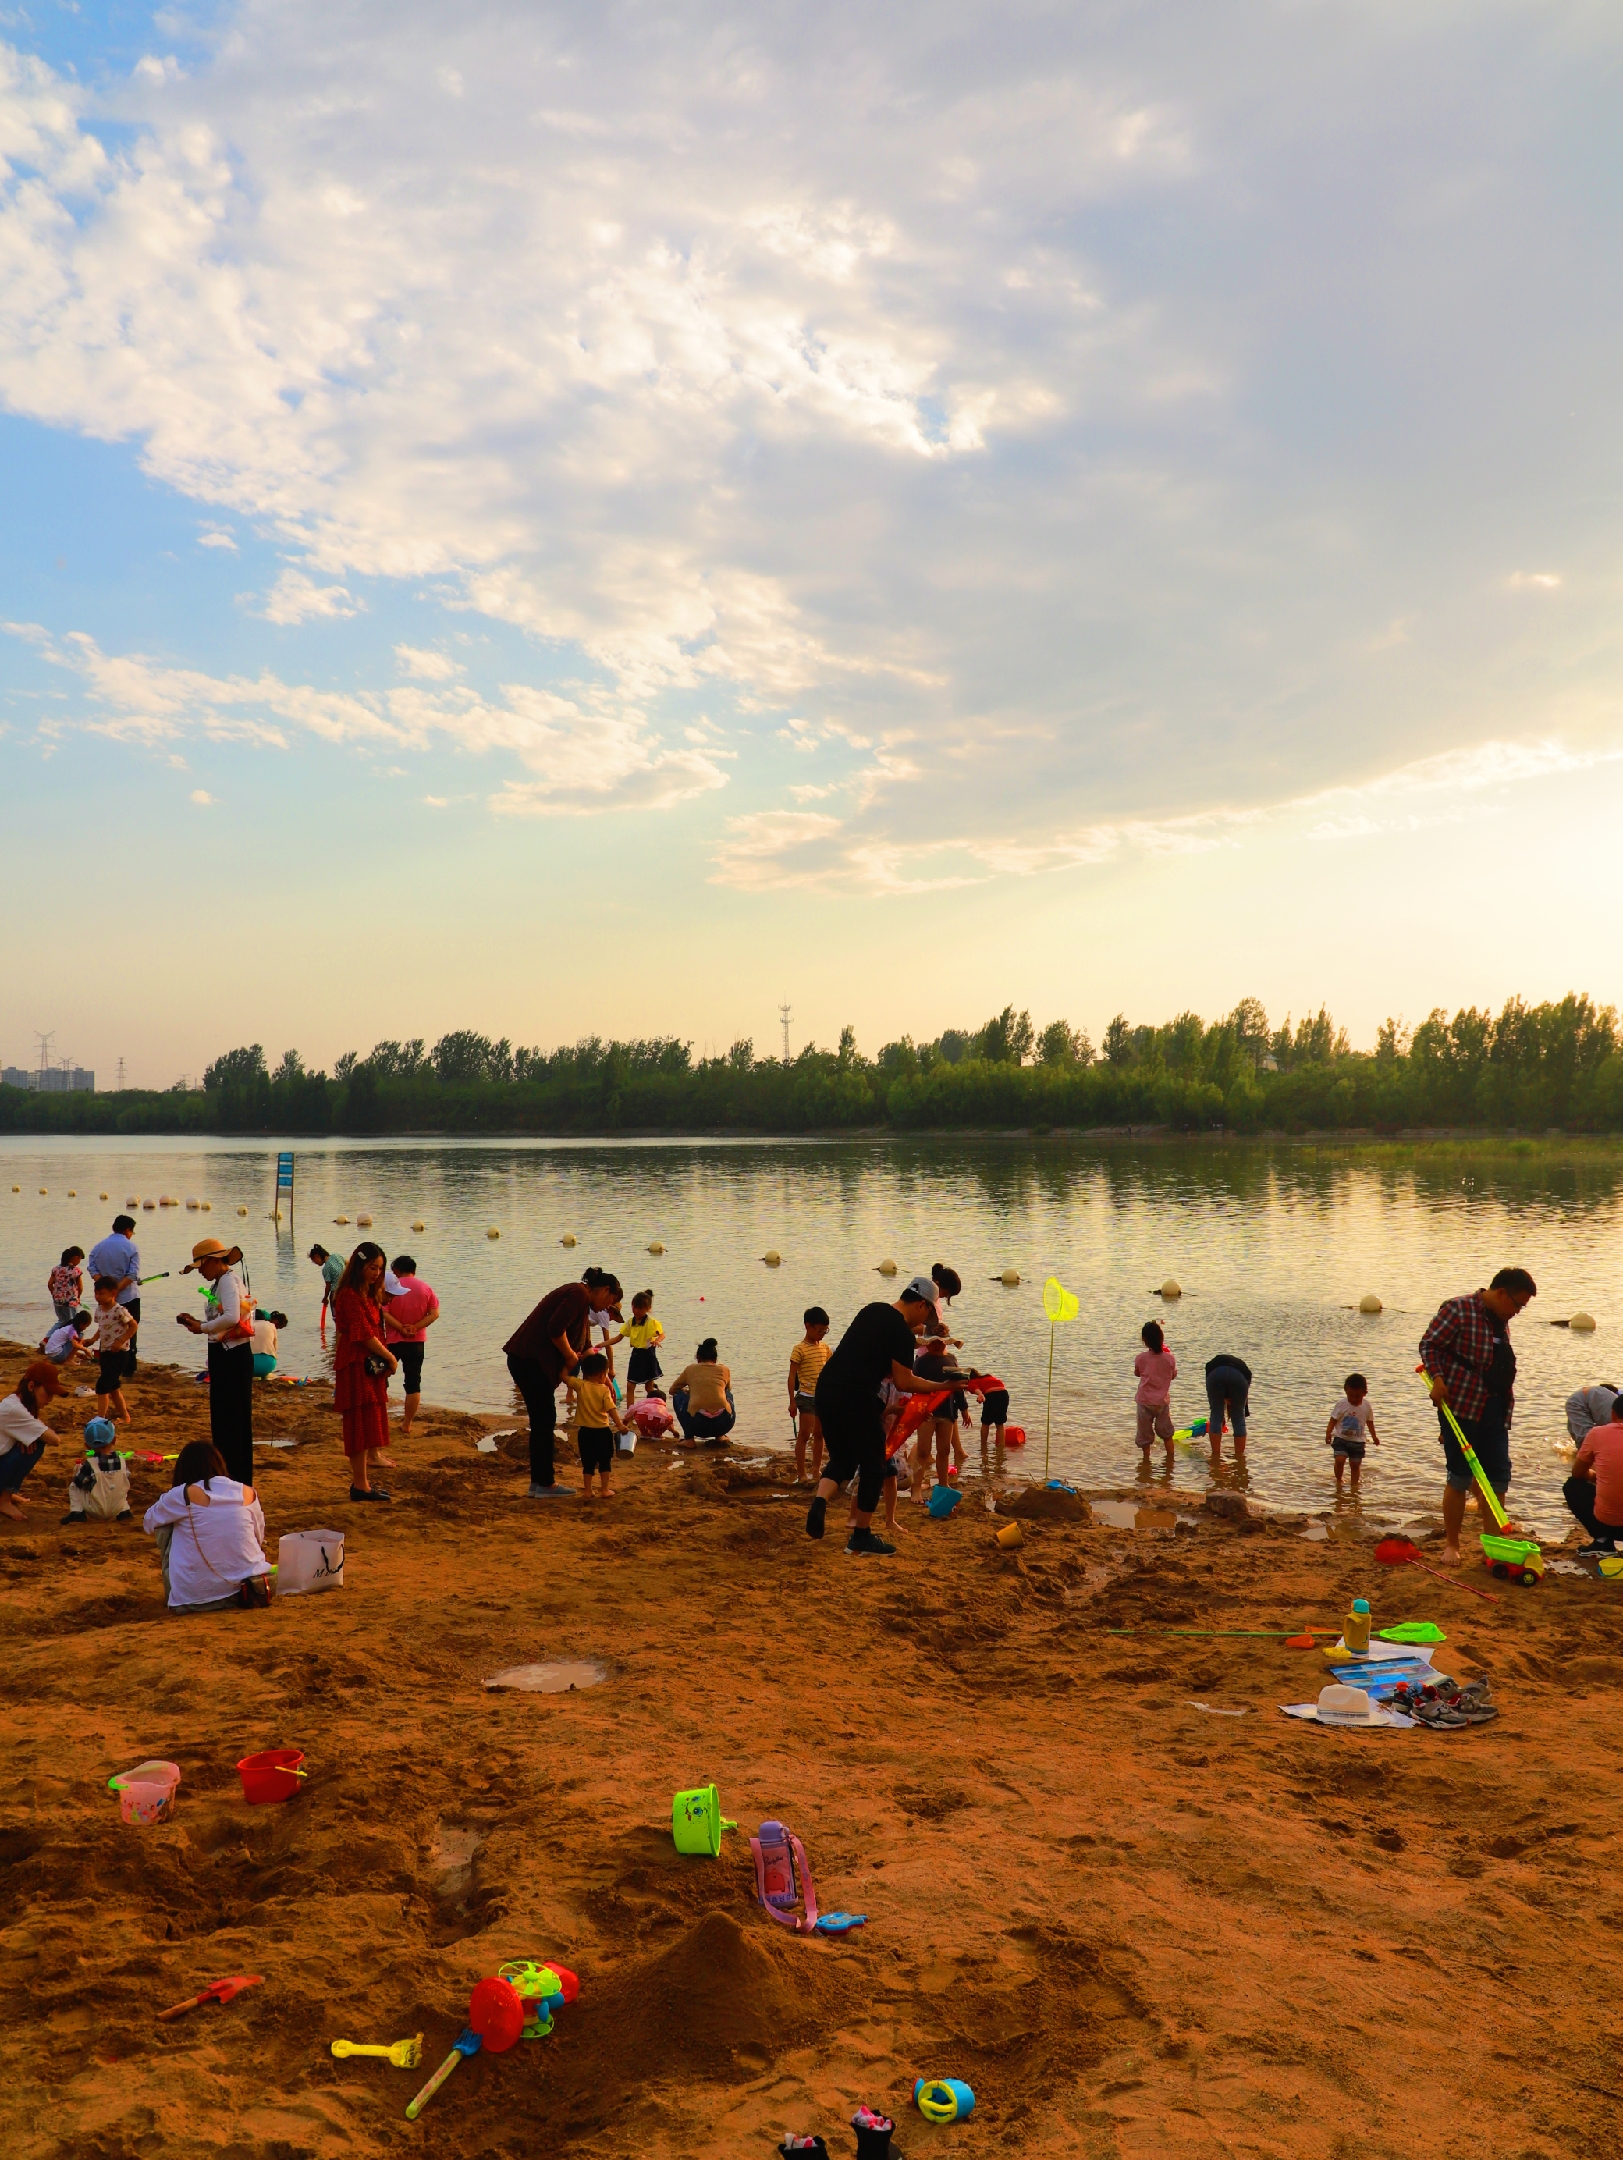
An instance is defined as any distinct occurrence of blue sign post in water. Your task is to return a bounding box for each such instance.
[273,1150,294,1223]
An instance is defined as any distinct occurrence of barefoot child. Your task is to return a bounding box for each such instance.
[623,1290,665,1406]
[978,1371,1010,1452]
[573,1351,626,1497]
[1326,1373,1379,1491]
[1133,1321,1176,1456]
[787,1306,831,1482]
[90,1276,136,1426]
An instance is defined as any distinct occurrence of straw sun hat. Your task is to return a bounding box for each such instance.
[181,1237,243,1273]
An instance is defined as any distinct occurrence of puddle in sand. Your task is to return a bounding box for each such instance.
[1093,1499,1189,1531]
[1299,1521,1330,1541]
[484,1660,608,1693]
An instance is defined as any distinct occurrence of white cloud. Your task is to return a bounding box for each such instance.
[1505,571,1562,591]
[258,569,360,625]
[5,621,728,814]
[189,787,212,803]
[394,644,460,680]
[198,526,237,551]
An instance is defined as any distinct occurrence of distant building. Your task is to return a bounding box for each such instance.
[1,1065,94,1092]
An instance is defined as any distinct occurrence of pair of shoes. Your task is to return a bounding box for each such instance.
[844,1527,897,1558]
[527,1483,575,1499]
[1578,1538,1620,1556]
[348,1485,390,1502]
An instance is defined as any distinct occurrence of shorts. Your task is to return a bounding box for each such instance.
[392,1341,425,1394]
[97,1354,126,1395]
[1136,1402,1174,1447]
[980,1389,1010,1426]
[816,1389,887,1515]
[627,1347,662,1384]
[1205,1370,1248,1439]
[578,1427,614,1475]
[795,1391,820,1417]
[1333,1439,1367,1463]
[1438,1408,1511,1496]
[251,1353,277,1379]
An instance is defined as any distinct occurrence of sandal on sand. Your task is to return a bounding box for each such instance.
[349,1485,390,1502]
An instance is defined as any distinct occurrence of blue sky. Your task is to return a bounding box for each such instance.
[3,1,1621,1086]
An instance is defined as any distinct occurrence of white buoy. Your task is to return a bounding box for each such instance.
[125,1196,137,1206]
[143,1199,155,1210]
[1000,1267,1021,1287]
[1571,1311,1597,1331]
[357,1213,373,1227]
[487,1227,501,1240]
[1160,1278,1182,1299]
[761,1250,781,1266]
[876,1258,898,1276]
[185,1197,199,1210]
[560,1233,577,1248]
[648,1241,665,1255]
[1358,1292,1383,1315]
[412,1220,425,1232]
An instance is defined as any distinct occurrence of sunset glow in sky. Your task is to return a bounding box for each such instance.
[3,2,1620,1083]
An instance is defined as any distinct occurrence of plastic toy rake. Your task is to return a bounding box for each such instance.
[331,2034,423,2068]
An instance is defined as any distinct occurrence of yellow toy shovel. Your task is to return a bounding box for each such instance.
[331,2034,423,2069]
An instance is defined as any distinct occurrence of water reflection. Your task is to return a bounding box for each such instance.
[2,1130,1617,1538]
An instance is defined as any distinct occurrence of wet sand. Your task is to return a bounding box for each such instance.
[1,1339,1617,2159]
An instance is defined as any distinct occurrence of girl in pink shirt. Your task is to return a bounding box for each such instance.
[1133,1321,1177,1454]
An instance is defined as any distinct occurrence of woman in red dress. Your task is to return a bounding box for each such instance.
[331,1243,396,1501]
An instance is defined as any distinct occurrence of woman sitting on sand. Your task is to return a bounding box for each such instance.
[670,1339,736,1444]
[142,1440,272,1612]
[332,1242,397,1501]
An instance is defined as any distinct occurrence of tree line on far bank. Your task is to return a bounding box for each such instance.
[5,994,1623,1139]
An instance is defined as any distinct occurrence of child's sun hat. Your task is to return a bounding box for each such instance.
[83,1416,118,1451]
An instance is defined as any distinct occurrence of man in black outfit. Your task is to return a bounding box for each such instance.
[810,1275,956,1557]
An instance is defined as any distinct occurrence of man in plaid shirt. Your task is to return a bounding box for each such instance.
[1419,1267,1537,1563]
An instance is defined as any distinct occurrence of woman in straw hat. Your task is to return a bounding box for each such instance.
[332,1242,396,1501]
[176,1238,255,1485]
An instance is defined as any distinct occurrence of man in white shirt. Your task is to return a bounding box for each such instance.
[0,1360,60,1519]
[176,1239,255,1484]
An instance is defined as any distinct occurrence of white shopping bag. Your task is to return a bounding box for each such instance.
[277,1526,346,1595]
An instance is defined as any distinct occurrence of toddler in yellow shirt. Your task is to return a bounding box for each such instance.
[573,1352,627,1497]
[787,1306,831,1484]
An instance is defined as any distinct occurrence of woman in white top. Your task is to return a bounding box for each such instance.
[175,1238,255,1485]
[143,1440,272,1610]
[0,1359,60,1519]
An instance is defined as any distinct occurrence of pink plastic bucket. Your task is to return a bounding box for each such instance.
[237,1748,305,1804]
[111,1759,181,1826]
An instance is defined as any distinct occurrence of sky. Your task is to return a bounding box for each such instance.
[2,0,1621,1087]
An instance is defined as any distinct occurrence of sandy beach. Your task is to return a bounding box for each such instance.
[1,1338,1616,2159]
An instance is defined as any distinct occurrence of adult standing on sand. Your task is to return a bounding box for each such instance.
[1419,1267,1537,1565]
[175,1238,255,1487]
[504,1267,619,1499]
[809,1274,970,1558]
[88,1213,142,1377]
[331,1242,396,1501]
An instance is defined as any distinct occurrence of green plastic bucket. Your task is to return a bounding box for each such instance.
[671,1783,737,1856]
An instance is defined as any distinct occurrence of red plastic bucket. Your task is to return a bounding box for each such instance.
[237,1748,305,1804]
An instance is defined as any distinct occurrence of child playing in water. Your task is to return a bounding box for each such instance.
[1325,1373,1379,1491]
[787,1306,831,1483]
[1133,1320,1176,1455]
[572,1351,626,1497]
[978,1371,1010,1451]
[91,1277,136,1426]
[623,1290,664,1406]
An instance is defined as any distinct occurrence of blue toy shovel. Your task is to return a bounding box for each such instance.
[405,2029,481,2119]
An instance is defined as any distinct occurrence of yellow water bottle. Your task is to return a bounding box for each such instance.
[1345,1597,1371,1655]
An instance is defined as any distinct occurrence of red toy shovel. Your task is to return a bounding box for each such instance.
[158,1975,264,2021]
[1374,1537,1500,1602]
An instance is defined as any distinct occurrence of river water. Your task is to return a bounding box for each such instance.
[3,1133,1617,1536]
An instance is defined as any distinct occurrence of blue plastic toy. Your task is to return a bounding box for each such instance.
[915,2077,975,2121]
